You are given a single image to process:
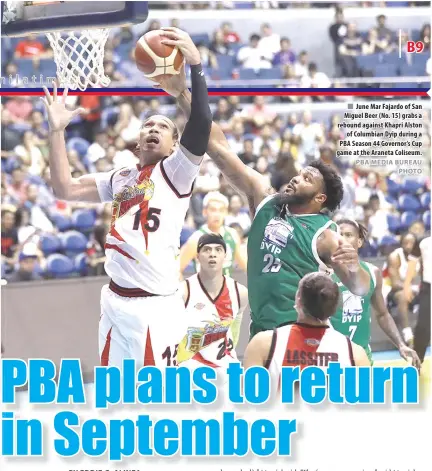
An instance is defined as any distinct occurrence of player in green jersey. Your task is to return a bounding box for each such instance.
[153,59,371,338]
[331,219,421,368]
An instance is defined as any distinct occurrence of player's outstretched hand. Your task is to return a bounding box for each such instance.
[331,239,360,272]
[152,63,187,98]
[41,81,85,132]
[399,344,422,371]
[160,27,201,65]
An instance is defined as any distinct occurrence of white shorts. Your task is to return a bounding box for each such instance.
[99,284,187,369]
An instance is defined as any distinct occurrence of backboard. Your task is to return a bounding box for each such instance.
[1,1,148,37]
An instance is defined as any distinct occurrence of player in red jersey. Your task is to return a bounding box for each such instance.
[42,29,212,368]
[175,233,248,373]
[243,272,370,375]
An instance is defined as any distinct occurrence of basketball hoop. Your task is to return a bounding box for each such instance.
[1,1,149,91]
[46,29,111,91]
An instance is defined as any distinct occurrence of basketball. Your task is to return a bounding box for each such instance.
[135,29,184,80]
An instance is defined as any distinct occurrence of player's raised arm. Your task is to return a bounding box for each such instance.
[42,83,110,203]
[160,28,212,164]
[317,230,370,297]
[153,42,273,214]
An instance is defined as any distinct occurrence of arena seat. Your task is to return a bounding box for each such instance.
[74,253,88,276]
[386,178,401,197]
[180,226,194,247]
[72,209,96,233]
[420,192,431,209]
[400,211,419,230]
[59,231,88,256]
[378,235,399,256]
[397,194,420,212]
[386,213,400,234]
[423,210,431,230]
[66,137,91,158]
[45,254,75,278]
[40,233,61,256]
[401,178,425,194]
[51,213,72,232]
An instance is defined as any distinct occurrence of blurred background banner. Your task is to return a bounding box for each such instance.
[1,1,430,89]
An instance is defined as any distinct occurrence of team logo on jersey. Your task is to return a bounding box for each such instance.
[263,217,294,248]
[176,320,232,364]
[119,169,131,177]
[305,338,320,346]
[194,302,206,310]
[112,178,155,220]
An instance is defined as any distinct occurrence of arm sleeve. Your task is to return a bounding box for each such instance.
[179,64,212,158]
[93,169,117,203]
[161,148,204,197]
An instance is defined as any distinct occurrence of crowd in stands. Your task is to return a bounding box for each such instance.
[1,6,429,88]
[1,93,430,282]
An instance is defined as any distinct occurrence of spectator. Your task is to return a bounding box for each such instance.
[293,50,310,78]
[272,37,296,66]
[420,23,431,51]
[14,34,52,58]
[339,22,362,76]
[227,121,245,154]
[362,27,395,54]
[243,96,276,129]
[300,62,332,89]
[113,26,134,47]
[23,184,55,234]
[237,34,272,70]
[114,103,142,144]
[1,209,19,274]
[258,23,281,58]
[13,131,45,177]
[253,124,279,157]
[292,111,324,165]
[224,194,251,232]
[329,8,348,72]
[1,109,22,155]
[221,21,241,44]
[6,247,43,283]
[238,139,258,166]
[197,43,218,69]
[210,29,231,55]
[4,96,33,122]
[113,136,138,168]
[376,14,394,41]
[87,131,108,164]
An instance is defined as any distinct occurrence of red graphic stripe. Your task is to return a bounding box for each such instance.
[138,165,155,251]
[105,243,135,260]
[144,327,155,366]
[215,283,234,320]
[110,226,125,242]
[282,325,327,369]
[101,327,112,366]
[192,352,219,368]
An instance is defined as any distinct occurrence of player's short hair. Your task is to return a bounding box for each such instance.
[299,273,340,321]
[203,191,229,209]
[309,160,344,212]
[338,218,368,242]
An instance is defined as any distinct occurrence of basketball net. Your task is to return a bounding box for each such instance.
[46,29,111,91]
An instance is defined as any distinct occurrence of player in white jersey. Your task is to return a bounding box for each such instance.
[175,233,248,374]
[41,29,212,368]
[243,272,370,379]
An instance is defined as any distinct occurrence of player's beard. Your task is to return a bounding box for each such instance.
[274,191,315,208]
